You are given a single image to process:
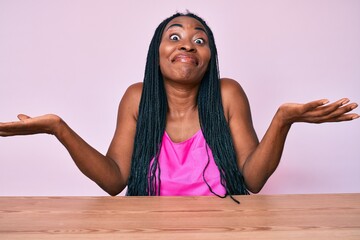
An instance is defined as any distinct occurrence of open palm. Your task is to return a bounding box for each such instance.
[278,98,358,125]
[0,114,61,136]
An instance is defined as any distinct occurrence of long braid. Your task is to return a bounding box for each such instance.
[191,13,249,196]
[126,14,181,196]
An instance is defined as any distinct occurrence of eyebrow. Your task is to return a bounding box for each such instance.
[166,23,207,34]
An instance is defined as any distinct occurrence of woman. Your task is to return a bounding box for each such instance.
[0,13,358,201]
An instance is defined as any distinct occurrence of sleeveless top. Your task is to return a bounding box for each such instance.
[150,129,226,196]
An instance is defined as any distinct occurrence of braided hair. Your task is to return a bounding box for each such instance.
[126,12,249,199]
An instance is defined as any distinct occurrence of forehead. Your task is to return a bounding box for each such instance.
[164,16,207,33]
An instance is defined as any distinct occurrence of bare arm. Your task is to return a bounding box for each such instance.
[0,83,142,195]
[221,78,359,193]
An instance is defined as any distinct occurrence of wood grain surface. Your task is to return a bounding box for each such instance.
[0,194,359,239]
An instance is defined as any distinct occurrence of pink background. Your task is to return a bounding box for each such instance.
[0,0,359,196]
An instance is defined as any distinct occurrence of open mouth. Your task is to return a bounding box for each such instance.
[172,54,199,66]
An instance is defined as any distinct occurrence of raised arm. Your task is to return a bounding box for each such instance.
[221,78,359,193]
[0,83,142,196]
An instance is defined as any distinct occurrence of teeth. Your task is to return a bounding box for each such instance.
[179,57,191,62]
[174,56,197,64]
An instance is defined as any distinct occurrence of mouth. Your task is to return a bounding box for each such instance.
[171,54,199,66]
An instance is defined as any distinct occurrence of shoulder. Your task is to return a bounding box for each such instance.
[118,82,143,120]
[220,78,250,121]
[220,78,246,97]
[123,82,143,100]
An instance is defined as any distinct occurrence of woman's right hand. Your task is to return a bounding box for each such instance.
[0,114,62,137]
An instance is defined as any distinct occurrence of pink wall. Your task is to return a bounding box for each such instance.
[1,0,359,196]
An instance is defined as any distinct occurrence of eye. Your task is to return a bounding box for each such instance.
[170,34,180,41]
[194,38,205,45]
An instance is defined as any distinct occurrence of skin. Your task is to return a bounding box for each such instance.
[0,16,359,195]
[159,16,210,142]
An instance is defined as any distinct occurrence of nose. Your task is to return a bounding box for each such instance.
[178,39,196,53]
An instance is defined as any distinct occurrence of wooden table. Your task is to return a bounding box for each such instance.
[0,194,359,239]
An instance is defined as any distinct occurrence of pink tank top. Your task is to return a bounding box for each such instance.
[151,129,226,196]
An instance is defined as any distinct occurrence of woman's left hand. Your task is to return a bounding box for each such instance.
[276,98,359,126]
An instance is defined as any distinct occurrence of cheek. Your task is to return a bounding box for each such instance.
[159,44,172,65]
[158,45,167,70]
[202,49,211,68]
[159,41,172,55]
[159,44,164,61]
[159,48,172,77]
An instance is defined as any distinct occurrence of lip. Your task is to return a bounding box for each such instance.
[171,53,199,66]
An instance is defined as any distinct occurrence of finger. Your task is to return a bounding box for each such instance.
[318,99,349,115]
[303,98,351,118]
[0,120,36,136]
[303,99,329,111]
[324,113,359,122]
[305,104,358,123]
[17,114,31,121]
[323,102,358,118]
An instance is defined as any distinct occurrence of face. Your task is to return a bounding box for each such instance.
[159,16,211,84]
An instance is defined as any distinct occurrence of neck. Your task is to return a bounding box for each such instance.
[164,81,199,117]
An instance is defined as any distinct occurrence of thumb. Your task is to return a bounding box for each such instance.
[17,114,31,121]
